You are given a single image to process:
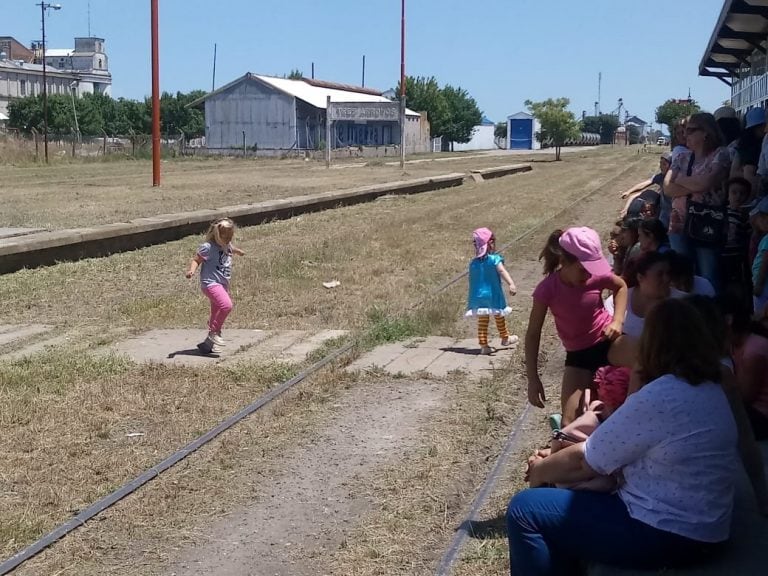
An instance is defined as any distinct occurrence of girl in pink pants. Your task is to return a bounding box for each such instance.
[185,218,245,354]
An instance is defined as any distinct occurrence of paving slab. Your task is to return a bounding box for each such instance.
[345,340,416,373]
[380,337,456,376]
[349,336,519,380]
[222,330,308,364]
[109,329,271,367]
[279,329,349,363]
[0,324,52,347]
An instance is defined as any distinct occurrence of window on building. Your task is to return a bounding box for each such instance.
[20,79,26,96]
[98,58,102,69]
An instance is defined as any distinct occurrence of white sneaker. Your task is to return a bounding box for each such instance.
[480,346,493,355]
[501,335,519,347]
[208,332,225,347]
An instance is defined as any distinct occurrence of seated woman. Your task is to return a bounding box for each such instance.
[605,251,683,339]
[507,299,739,575]
[730,301,768,441]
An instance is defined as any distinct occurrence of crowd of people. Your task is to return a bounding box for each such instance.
[502,107,768,575]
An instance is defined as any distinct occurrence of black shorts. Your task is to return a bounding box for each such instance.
[564,339,612,373]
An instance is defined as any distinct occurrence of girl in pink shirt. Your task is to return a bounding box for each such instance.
[525,227,629,425]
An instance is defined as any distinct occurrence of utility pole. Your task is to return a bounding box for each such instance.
[399,0,406,169]
[211,43,217,91]
[598,72,602,115]
[151,0,161,186]
[37,2,62,164]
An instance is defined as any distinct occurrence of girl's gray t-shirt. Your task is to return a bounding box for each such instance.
[197,242,232,287]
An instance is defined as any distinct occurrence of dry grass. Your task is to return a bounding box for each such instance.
[0,147,656,573]
[0,148,588,229]
[0,148,651,333]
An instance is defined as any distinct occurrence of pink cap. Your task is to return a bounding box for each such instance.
[473,227,493,258]
[558,227,612,277]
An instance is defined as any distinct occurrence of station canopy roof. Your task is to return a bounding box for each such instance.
[700,0,768,83]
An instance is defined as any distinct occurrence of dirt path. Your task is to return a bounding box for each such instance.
[166,379,442,576]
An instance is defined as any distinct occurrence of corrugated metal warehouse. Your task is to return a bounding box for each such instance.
[190,73,430,155]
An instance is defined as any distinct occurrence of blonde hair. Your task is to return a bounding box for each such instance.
[205,217,235,246]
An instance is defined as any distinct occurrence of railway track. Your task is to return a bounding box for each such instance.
[0,156,645,576]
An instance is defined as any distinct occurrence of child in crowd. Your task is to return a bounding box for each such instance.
[723,177,753,308]
[465,227,518,355]
[669,251,716,297]
[620,153,670,224]
[525,227,628,425]
[185,218,245,354]
[637,218,670,255]
[608,217,640,276]
[752,198,768,316]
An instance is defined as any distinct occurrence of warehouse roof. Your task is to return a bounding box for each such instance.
[189,73,419,116]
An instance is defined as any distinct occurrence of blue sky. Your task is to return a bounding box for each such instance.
[5,0,729,127]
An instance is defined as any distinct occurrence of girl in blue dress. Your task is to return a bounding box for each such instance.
[465,227,518,354]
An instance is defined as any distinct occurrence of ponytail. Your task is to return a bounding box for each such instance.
[539,229,576,275]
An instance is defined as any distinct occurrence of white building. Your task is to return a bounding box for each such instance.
[0,37,111,118]
[451,118,498,152]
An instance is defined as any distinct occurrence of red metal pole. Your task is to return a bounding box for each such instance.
[399,0,406,169]
[400,0,405,97]
[151,0,161,186]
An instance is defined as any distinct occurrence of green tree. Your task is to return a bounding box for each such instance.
[655,98,700,132]
[396,76,448,138]
[525,97,581,160]
[8,96,43,133]
[494,121,508,148]
[440,85,482,145]
[494,121,507,140]
[287,69,304,79]
[581,114,620,144]
[8,94,80,135]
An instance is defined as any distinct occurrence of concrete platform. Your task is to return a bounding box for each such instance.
[107,328,349,367]
[0,172,470,275]
[347,336,519,380]
[469,163,533,181]
[0,227,46,240]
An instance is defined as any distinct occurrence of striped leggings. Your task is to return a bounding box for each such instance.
[477,315,509,346]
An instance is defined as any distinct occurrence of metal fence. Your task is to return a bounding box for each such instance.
[0,129,202,162]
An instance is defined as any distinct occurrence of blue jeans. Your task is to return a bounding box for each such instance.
[507,488,718,576]
[668,233,689,257]
[690,244,720,293]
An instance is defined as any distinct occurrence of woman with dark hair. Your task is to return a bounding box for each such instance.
[664,112,731,292]
[508,299,738,575]
[607,251,681,339]
[715,106,742,150]
[732,107,766,197]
